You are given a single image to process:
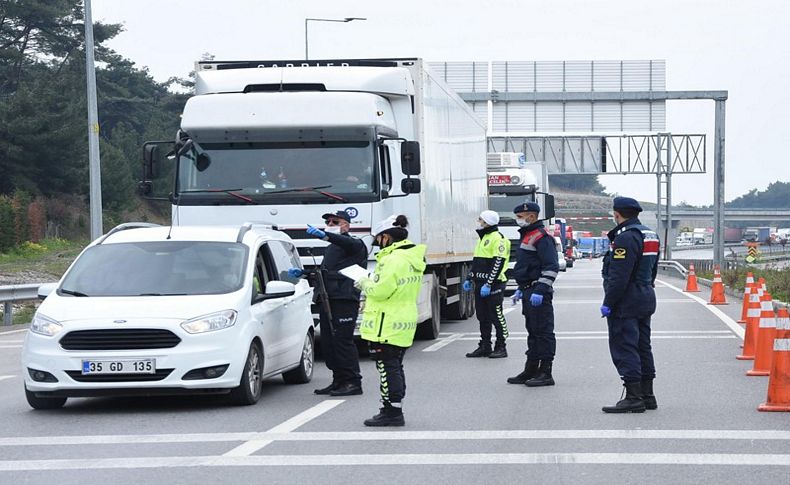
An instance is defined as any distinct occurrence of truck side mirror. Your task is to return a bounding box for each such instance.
[400,141,421,175]
[143,143,161,179]
[543,194,556,219]
[139,140,174,199]
[401,178,421,194]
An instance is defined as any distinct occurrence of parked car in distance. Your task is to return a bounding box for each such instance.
[22,222,315,409]
[554,236,567,272]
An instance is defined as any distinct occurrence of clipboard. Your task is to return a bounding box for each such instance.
[338,265,369,282]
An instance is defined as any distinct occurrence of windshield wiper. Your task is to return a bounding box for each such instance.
[137,293,188,296]
[60,289,89,297]
[265,185,347,202]
[179,188,256,204]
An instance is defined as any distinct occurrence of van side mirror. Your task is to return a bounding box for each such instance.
[258,280,296,301]
[37,283,57,300]
[401,178,421,194]
[400,141,421,175]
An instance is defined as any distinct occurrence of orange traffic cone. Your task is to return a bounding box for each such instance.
[758,308,790,412]
[747,291,777,376]
[736,286,761,360]
[708,265,727,305]
[685,264,700,292]
[738,272,755,323]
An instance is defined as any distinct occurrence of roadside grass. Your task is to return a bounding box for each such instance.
[0,238,87,280]
[698,266,790,303]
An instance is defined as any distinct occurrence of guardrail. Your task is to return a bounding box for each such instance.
[0,283,47,326]
[657,260,688,278]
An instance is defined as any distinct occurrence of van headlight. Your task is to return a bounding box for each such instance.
[181,310,237,334]
[30,313,63,337]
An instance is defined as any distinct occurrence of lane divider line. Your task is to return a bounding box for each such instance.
[0,375,15,383]
[222,399,344,457]
[0,328,28,336]
[657,278,744,339]
[422,333,465,352]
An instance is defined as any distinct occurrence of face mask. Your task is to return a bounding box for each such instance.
[516,218,529,227]
[325,226,341,234]
[476,222,486,230]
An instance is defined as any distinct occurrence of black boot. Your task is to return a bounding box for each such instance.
[465,341,492,358]
[489,341,508,359]
[507,360,540,384]
[363,404,405,427]
[602,382,646,413]
[329,382,363,396]
[641,378,657,410]
[314,381,338,395]
[525,360,555,387]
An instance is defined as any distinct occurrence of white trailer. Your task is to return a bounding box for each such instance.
[139,58,488,338]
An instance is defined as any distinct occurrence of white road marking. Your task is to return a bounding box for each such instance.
[422,333,465,352]
[0,345,21,349]
[503,307,518,315]
[657,279,745,339]
[1,452,789,471]
[455,336,736,341]
[554,299,694,304]
[1,428,789,448]
[222,399,344,457]
[0,328,28,336]
[0,375,15,382]
[0,340,23,343]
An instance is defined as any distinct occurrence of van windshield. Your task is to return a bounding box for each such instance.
[59,242,248,297]
[177,140,377,203]
[488,194,537,225]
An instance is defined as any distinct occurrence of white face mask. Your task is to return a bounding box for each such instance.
[325,226,341,234]
[476,222,486,230]
[516,218,529,227]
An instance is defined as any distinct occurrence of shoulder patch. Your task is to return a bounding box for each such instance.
[613,247,627,259]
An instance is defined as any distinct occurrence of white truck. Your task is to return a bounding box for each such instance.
[139,58,488,338]
[486,152,557,289]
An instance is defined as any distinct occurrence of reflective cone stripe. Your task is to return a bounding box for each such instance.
[747,292,776,376]
[736,287,761,360]
[738,273,755,323]
[685,264,700,292]
[758,308,790,412]
[708,265,727,305]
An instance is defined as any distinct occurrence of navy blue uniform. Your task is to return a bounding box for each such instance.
[512,222,559,362]
[602,217,659,383]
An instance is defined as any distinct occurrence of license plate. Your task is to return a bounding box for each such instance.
[81,359,156,375]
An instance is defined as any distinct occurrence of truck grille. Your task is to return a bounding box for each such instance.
[65,369,173,382]
[60,329,181,351]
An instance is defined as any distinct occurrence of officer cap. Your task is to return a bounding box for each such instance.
[612,196,643,213]
[321,210,351,223]
[513,202,541,214]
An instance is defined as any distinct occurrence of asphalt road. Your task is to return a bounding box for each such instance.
[0,259,788,484]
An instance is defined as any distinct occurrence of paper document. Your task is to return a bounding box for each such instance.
[339,265,369,282]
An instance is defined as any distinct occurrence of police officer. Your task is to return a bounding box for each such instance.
[600,197,659,413]
[507,202,559,387]
[288,210,367,397]
[464,210,511,358]
[356,215,426,426]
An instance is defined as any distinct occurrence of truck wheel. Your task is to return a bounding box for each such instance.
[444,263,473,320]
[416,276,441,340]
[25,386,67,410]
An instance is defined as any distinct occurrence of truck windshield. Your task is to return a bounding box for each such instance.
[177,140,377,203]
[59,242,248,296]
[488,193,536,225]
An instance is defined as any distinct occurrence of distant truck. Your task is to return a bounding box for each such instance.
[724,227,744,243]
[743,227,771,243]
[577,237,607,258]
[138,58,489,338]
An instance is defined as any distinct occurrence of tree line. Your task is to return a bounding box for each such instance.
[0,0,186,248]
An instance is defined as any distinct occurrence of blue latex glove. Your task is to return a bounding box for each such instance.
[306,224,326,239]
[462,280,473,292]
[480,284,492,298]
[529,293,544,307]
[600,305,611,317]
[287,268,303,278]
[511,289,523,305]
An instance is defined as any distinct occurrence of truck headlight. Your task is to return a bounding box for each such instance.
[181,310,237,334]
[30,313,63,337]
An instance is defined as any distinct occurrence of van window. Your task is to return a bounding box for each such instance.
[268,241,301,284]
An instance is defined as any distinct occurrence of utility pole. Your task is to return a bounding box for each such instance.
[84,0,103,239]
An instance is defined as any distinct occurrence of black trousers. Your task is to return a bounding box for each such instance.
[318,299,361,386]
[521,289,556,362]
[369,342,407,405]
[606,315,656,384]
[474,282,508,344]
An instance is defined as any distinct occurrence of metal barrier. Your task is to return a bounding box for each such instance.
[0,283,46,326]
[657,260,688,278]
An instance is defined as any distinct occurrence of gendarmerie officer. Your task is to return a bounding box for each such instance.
[507,202,559,387]
[464,210,511,358]
[600,197,659,413]
[289,210,367,397]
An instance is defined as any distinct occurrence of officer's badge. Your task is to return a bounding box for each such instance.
[498,244,505,253]
[373,274,380,282]
[613,248,627,259]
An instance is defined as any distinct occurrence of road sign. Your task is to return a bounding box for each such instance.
[745,243,759,263]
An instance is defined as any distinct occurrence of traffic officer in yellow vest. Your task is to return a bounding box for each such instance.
[356,215,426,427]
[464,210,511,358]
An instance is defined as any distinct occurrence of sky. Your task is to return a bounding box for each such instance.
[91,0,790,206]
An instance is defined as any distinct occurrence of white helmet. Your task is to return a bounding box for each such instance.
[372,215,398,237]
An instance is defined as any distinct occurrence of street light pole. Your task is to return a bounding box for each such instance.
[304,17,366,60]
[84,0,103,240]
